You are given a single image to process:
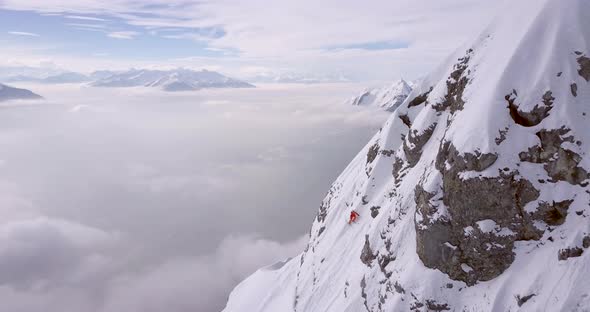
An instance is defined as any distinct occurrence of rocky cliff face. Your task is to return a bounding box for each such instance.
[223,0,590,311]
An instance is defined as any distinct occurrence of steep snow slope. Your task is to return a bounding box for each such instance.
[223,0,590,311]
[0,83,43,102]
[346,79,412,111]
[92,68,254,91]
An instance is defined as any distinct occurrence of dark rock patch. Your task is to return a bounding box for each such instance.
[558,247,583,260]
[343,281,348,298]
[367,142,380,165]
[370,206,381,218]
[426,299,451,311]
[506,90,554,127]
[392,157,405,182]
[362,195,369,205]
[360,276,369,311]
[516,293,536,307]
[519,127,590,185]
[583,235,590,248]
[557,72,563,77]
[318,226,326,236]
[317,186,337,222]
[360,235,377,266]
[495,127,509,145]
[531,200,573,226]
[577,54,590,81]
[399,114,412,127]
[436,142,499,172]
[432,50,473,113]
[410,300,424,311]
[403,123,437,167]
[571,83,578,97]
[378,253,395,277]
[407,87,433,108]
[394,281,405,294]
[415,142,547,286]
[381,149,395,157]
[317,201,328,223]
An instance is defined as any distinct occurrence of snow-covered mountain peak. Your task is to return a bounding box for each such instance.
[386,78,410,92]
[347,78,413,111]
[224,0,590,311]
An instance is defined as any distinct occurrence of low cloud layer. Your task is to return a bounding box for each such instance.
[102,235,307,312]
[0,212,306,311]
[0,83,387,311]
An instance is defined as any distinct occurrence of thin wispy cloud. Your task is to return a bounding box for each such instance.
[73,27,107,33]
[65,15,108,22]
[107,31,139,40]
[65,23,107,29]
[161,32,213,42]
[66,22,108,33]
[7,31,40,37]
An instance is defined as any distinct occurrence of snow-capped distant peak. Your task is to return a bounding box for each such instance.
[347,78,412,111]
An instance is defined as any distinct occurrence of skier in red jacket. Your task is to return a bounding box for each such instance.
[349,210,360,224]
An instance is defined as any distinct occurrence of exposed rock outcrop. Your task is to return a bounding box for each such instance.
[519,127,589,185]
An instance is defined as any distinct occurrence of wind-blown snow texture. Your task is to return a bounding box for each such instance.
[346,79,412,111]
[224,0,590,311]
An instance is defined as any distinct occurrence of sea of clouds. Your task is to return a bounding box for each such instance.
[0,82,388,311]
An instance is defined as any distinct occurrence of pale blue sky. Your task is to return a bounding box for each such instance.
[0,9,227,59]
[0,1,507,81]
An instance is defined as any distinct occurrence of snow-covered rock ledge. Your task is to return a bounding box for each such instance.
[224,0,590,310]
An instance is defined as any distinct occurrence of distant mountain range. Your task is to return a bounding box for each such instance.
[91,68,254,91]
[4,72,90,84]
[0,83,43,102]
[247,72,350,84]
[2,68,255,92]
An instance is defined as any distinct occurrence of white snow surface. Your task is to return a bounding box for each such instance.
[346,79,412,111]
[223,1,590,311]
